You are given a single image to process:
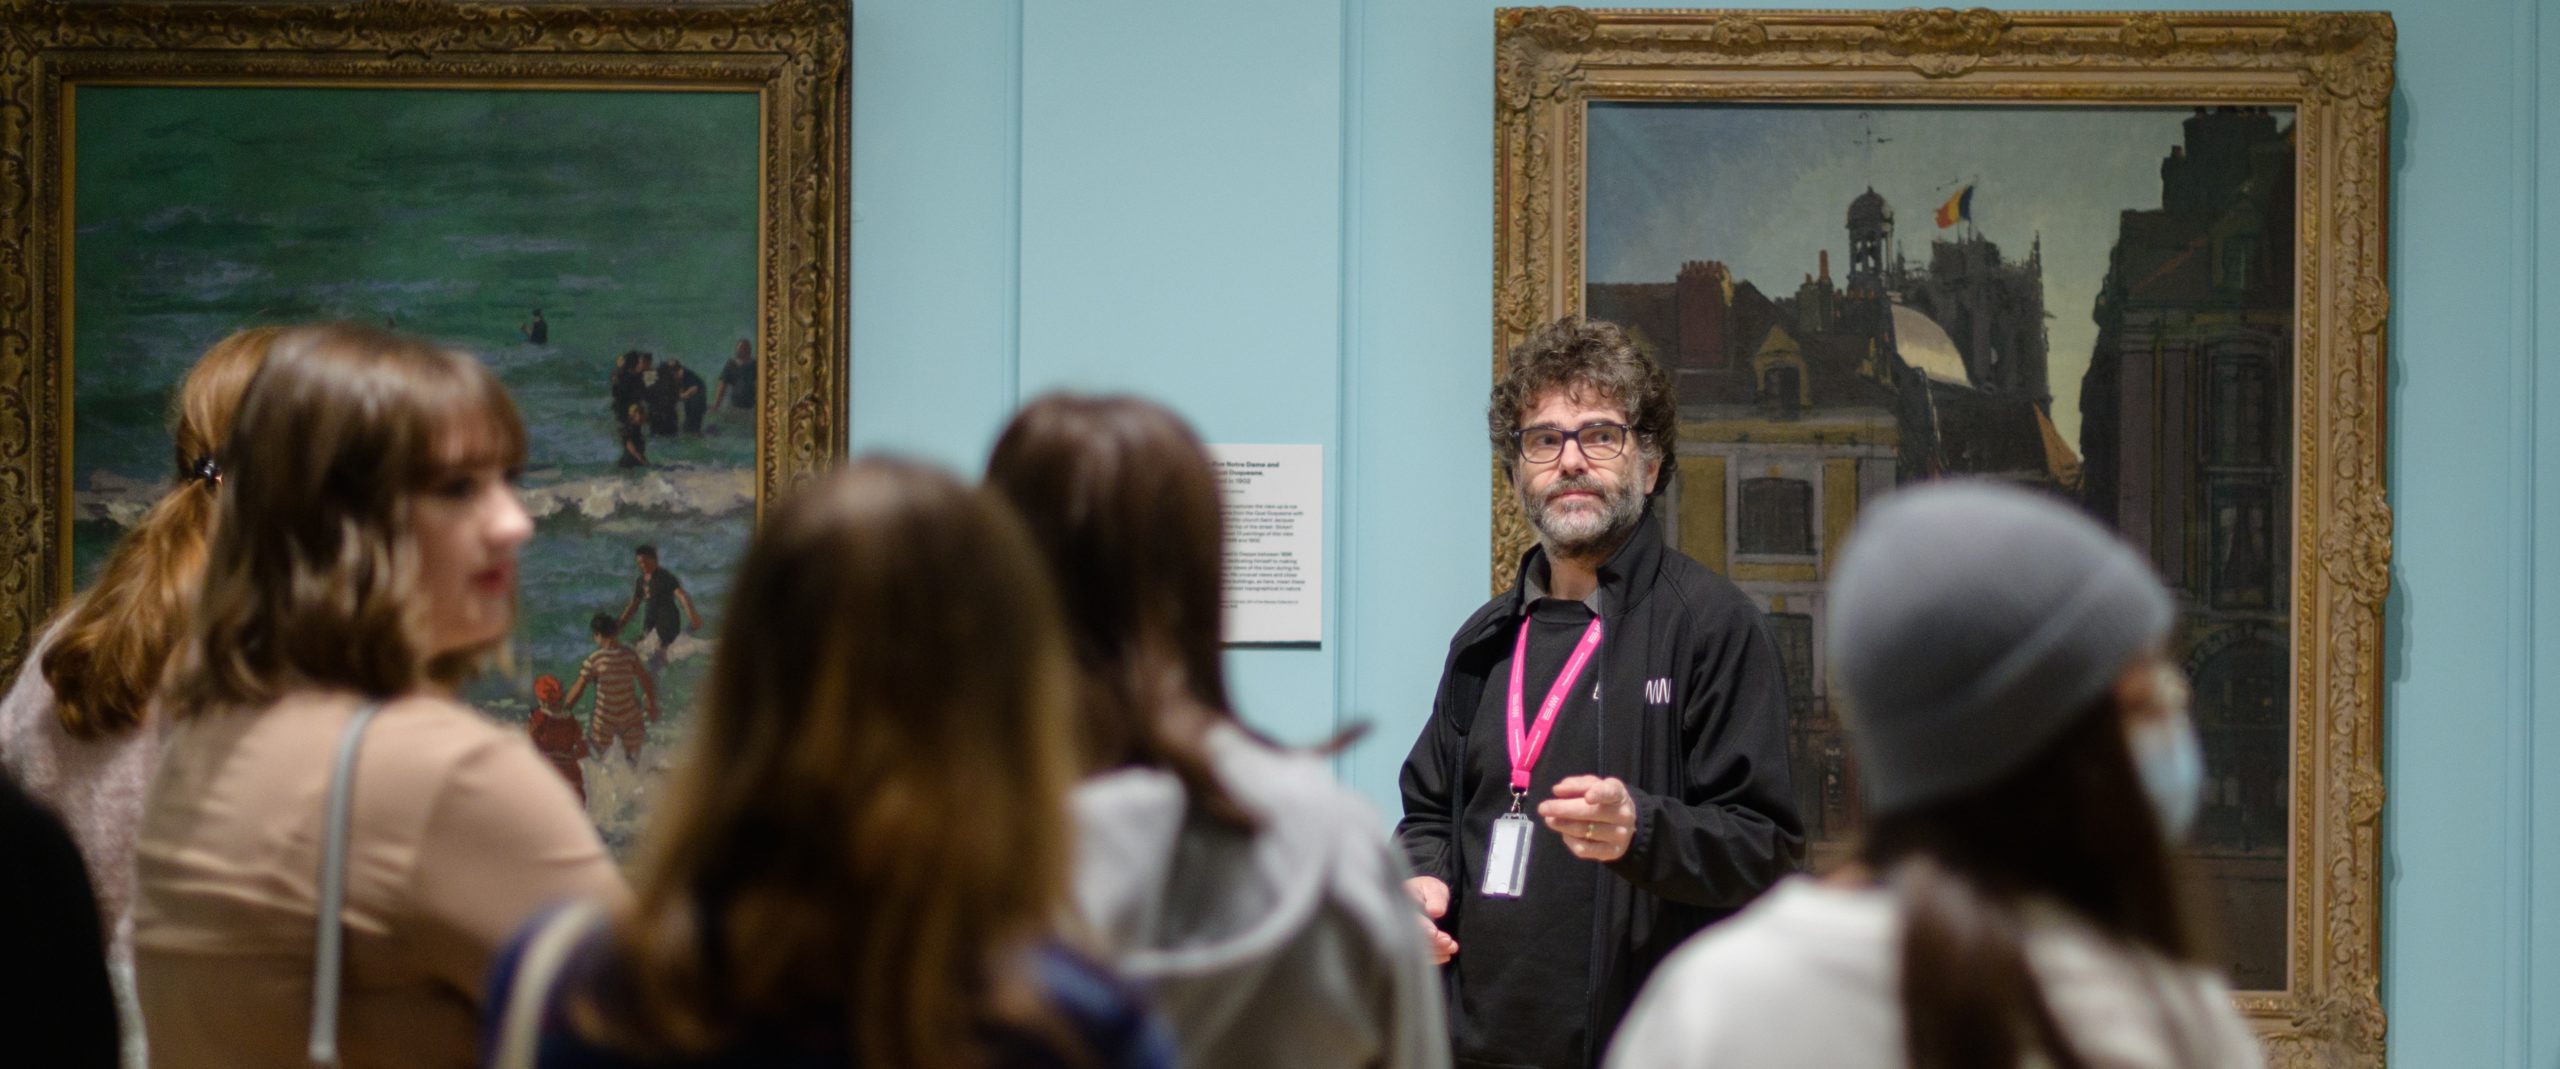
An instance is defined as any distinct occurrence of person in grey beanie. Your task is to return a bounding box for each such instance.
[1604,480,2264,1069]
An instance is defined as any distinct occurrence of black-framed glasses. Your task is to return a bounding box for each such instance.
[1511,422,1632,463]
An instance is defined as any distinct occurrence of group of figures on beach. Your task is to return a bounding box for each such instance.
[520,544,707,805]
[520,310,757,468]
[608,344,754,467]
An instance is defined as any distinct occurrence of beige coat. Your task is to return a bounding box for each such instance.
[133,692,625,1069]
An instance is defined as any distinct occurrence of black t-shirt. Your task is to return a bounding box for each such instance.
[635,568,684,627]
[1451,596,1602,1069]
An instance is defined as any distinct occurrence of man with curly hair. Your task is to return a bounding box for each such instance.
[1395,316,1804,1069]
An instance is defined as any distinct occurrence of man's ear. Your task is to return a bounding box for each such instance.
[1641,452,1664,496]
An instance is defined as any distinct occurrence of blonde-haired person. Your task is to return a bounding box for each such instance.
[1604,481,2260,1069]
[131,323,624,1068]
[984,394,1448,1069]
[483,458,1172,1069]
[0,326,279,1065]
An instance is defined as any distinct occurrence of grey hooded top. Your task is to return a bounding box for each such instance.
[1070,724,1451,1069]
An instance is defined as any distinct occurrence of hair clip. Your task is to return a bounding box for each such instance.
[190,455,222,487]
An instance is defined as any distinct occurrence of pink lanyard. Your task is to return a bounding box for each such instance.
[1507,614,1604,799]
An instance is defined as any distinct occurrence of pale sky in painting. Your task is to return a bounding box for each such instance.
[1585,104,2288,447]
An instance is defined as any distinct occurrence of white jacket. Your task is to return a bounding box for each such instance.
[1606,877,2265,1069]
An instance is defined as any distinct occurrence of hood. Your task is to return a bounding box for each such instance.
[1067,723,1353,979]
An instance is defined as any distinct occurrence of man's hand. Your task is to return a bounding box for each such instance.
[1403,875,1459,965]
[1538,775,1638,863]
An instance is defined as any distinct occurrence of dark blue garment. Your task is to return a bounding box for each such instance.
[482,909,1174,1069]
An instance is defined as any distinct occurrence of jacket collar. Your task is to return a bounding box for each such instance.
[1466,506,1668,649]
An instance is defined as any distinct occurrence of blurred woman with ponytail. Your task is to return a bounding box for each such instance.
[133,323,622,1068]
[1605,481,2261,1069]
[0,326,279,1063]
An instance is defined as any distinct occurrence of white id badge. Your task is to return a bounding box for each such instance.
[1481,812,1533,898]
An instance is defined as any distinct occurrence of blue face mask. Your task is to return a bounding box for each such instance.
[2126,665,2204,842]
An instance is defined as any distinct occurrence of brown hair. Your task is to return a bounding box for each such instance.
[1487,315,1678,495]
[164,323,527,715]
[1859,696,2208,1069]
[984,393,1267,829]
[41,327,280,738]
[584,458,1083,1068]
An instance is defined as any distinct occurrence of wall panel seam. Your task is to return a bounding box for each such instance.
[1332,0,1366,784]
[2508,0,2539,1062]
[1001,0,1024,413]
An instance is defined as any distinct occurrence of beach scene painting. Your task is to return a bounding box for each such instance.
[1586,103,2297,989]
[70,85,763,857]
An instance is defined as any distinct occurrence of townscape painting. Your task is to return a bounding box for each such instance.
[1585,102,2296,991]
[1493,9,2391,1065]
[0,0,849,860]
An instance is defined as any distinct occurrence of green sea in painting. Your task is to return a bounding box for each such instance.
[71,86,762,854]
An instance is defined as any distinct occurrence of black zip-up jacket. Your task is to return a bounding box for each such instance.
[1395,509,1804,1067]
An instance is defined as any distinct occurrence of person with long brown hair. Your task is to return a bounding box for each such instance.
[130,323,624,1068]
[1605,481,2261,1069]
[0,325,278,1064]
[984,394,1447,1069]
[482,458,1171,1069]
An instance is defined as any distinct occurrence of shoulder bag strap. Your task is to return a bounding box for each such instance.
[490,900,603,1069]
[308,701,383,1069]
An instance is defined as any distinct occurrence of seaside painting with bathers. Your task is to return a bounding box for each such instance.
[68,86,760,857]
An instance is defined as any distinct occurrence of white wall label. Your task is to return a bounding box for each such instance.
[1211,444,1323,645]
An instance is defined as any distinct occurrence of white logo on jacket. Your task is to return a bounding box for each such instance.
[1645,677,1673,706]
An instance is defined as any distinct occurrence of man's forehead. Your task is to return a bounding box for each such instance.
[1519,387,1630,425]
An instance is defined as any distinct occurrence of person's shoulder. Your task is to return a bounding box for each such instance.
[1609,880,1886,1068]
[483,904,622,1067]
[2022,910,2269,1068]
[368,695,520,767]
[1656,877,1892,992]
[1029,944,1168,1065]
[0,623,66,761]
[1442,589,1517,653]
[1647,544,1766,628]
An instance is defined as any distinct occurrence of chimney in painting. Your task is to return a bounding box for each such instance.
[1675,259,1732,372]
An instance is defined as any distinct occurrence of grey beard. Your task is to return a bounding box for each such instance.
[1526,487,1645,563]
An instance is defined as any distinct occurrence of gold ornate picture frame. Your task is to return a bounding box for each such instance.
[1493,9,2391,1064]
[0,0,848,850]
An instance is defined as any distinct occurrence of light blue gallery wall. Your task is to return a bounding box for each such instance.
[850,2,2557,1064]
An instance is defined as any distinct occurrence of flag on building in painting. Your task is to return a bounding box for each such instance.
[1935,185,1974,228]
